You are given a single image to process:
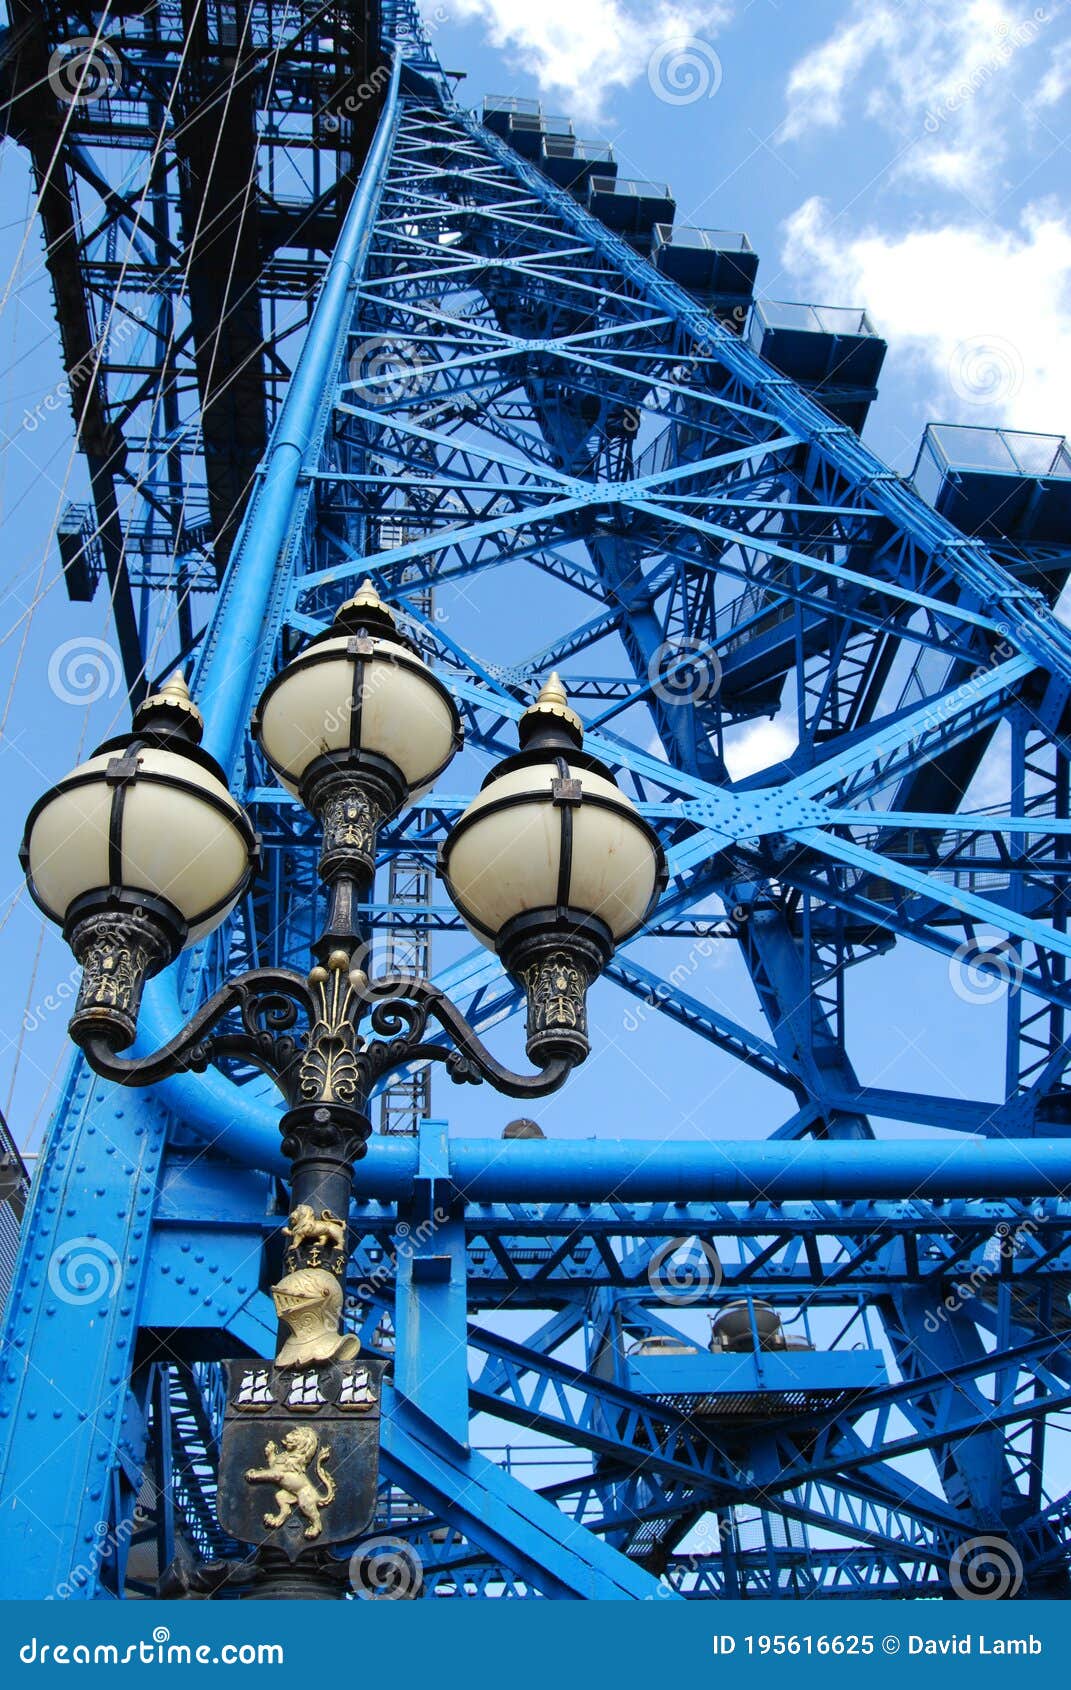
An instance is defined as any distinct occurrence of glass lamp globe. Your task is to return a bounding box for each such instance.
[22,673,256,945]
[251,579,462,816]
[439,674,666,1063]
[20,674,258,1048]
[441,673,666,951]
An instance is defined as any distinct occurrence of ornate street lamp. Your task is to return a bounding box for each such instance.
[20,583,666,1596]
[439,670,666,1067]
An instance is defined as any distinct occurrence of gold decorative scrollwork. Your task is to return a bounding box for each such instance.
[320,788,375,856]
[298,958,361,1104]
[80,935,151,1012]
[522,951,586,1036]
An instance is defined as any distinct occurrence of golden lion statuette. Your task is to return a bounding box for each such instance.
[245,1427,335,1539]
[283,1203,347,1269]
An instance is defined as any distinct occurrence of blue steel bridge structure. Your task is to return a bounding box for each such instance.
[1,0,1071,1600]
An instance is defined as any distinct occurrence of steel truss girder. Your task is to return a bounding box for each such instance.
[6,0,1071,1597]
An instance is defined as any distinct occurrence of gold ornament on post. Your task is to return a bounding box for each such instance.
[271,1268,360,1368]
[244,1428,336,1539]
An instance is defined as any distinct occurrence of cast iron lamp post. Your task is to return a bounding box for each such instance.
[20,580,666,1593]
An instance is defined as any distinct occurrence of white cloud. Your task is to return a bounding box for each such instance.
[724,717,796,781]
[780,7,899,141]
[441,0,731,121]
[780,0,1058,192]
[1034,35,1071,105]
[782,195,1071,436]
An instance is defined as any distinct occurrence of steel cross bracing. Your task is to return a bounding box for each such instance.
[0,0,385,698]
[3,0,1071,1598]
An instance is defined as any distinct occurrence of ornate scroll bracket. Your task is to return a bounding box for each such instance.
[76,950,576,1104]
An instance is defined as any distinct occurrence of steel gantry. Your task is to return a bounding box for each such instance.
[2,0,1071,1600]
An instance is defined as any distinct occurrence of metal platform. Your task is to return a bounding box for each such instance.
[747,299,887,432]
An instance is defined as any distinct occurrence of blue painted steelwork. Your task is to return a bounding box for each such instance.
[2,0,1071,1598]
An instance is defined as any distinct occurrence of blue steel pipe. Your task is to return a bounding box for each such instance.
[195,48,403,765]
[349,1135,1071,1203]
[130,52,403,1171]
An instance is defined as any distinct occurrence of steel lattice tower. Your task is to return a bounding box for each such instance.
[2,0,1071,1600]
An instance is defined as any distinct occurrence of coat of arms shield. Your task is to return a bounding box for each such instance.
[216,1357,388,1561]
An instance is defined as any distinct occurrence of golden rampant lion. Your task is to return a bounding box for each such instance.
[284,1204,346,1259]
[244,1427,335,1538]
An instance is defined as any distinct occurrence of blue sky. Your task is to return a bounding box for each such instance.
[436,0,1071,464]
[0,0,1069,1154]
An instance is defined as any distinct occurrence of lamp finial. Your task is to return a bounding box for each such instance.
[132,668,204,743]
[519,672,583,747]
[335,577,396,628]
